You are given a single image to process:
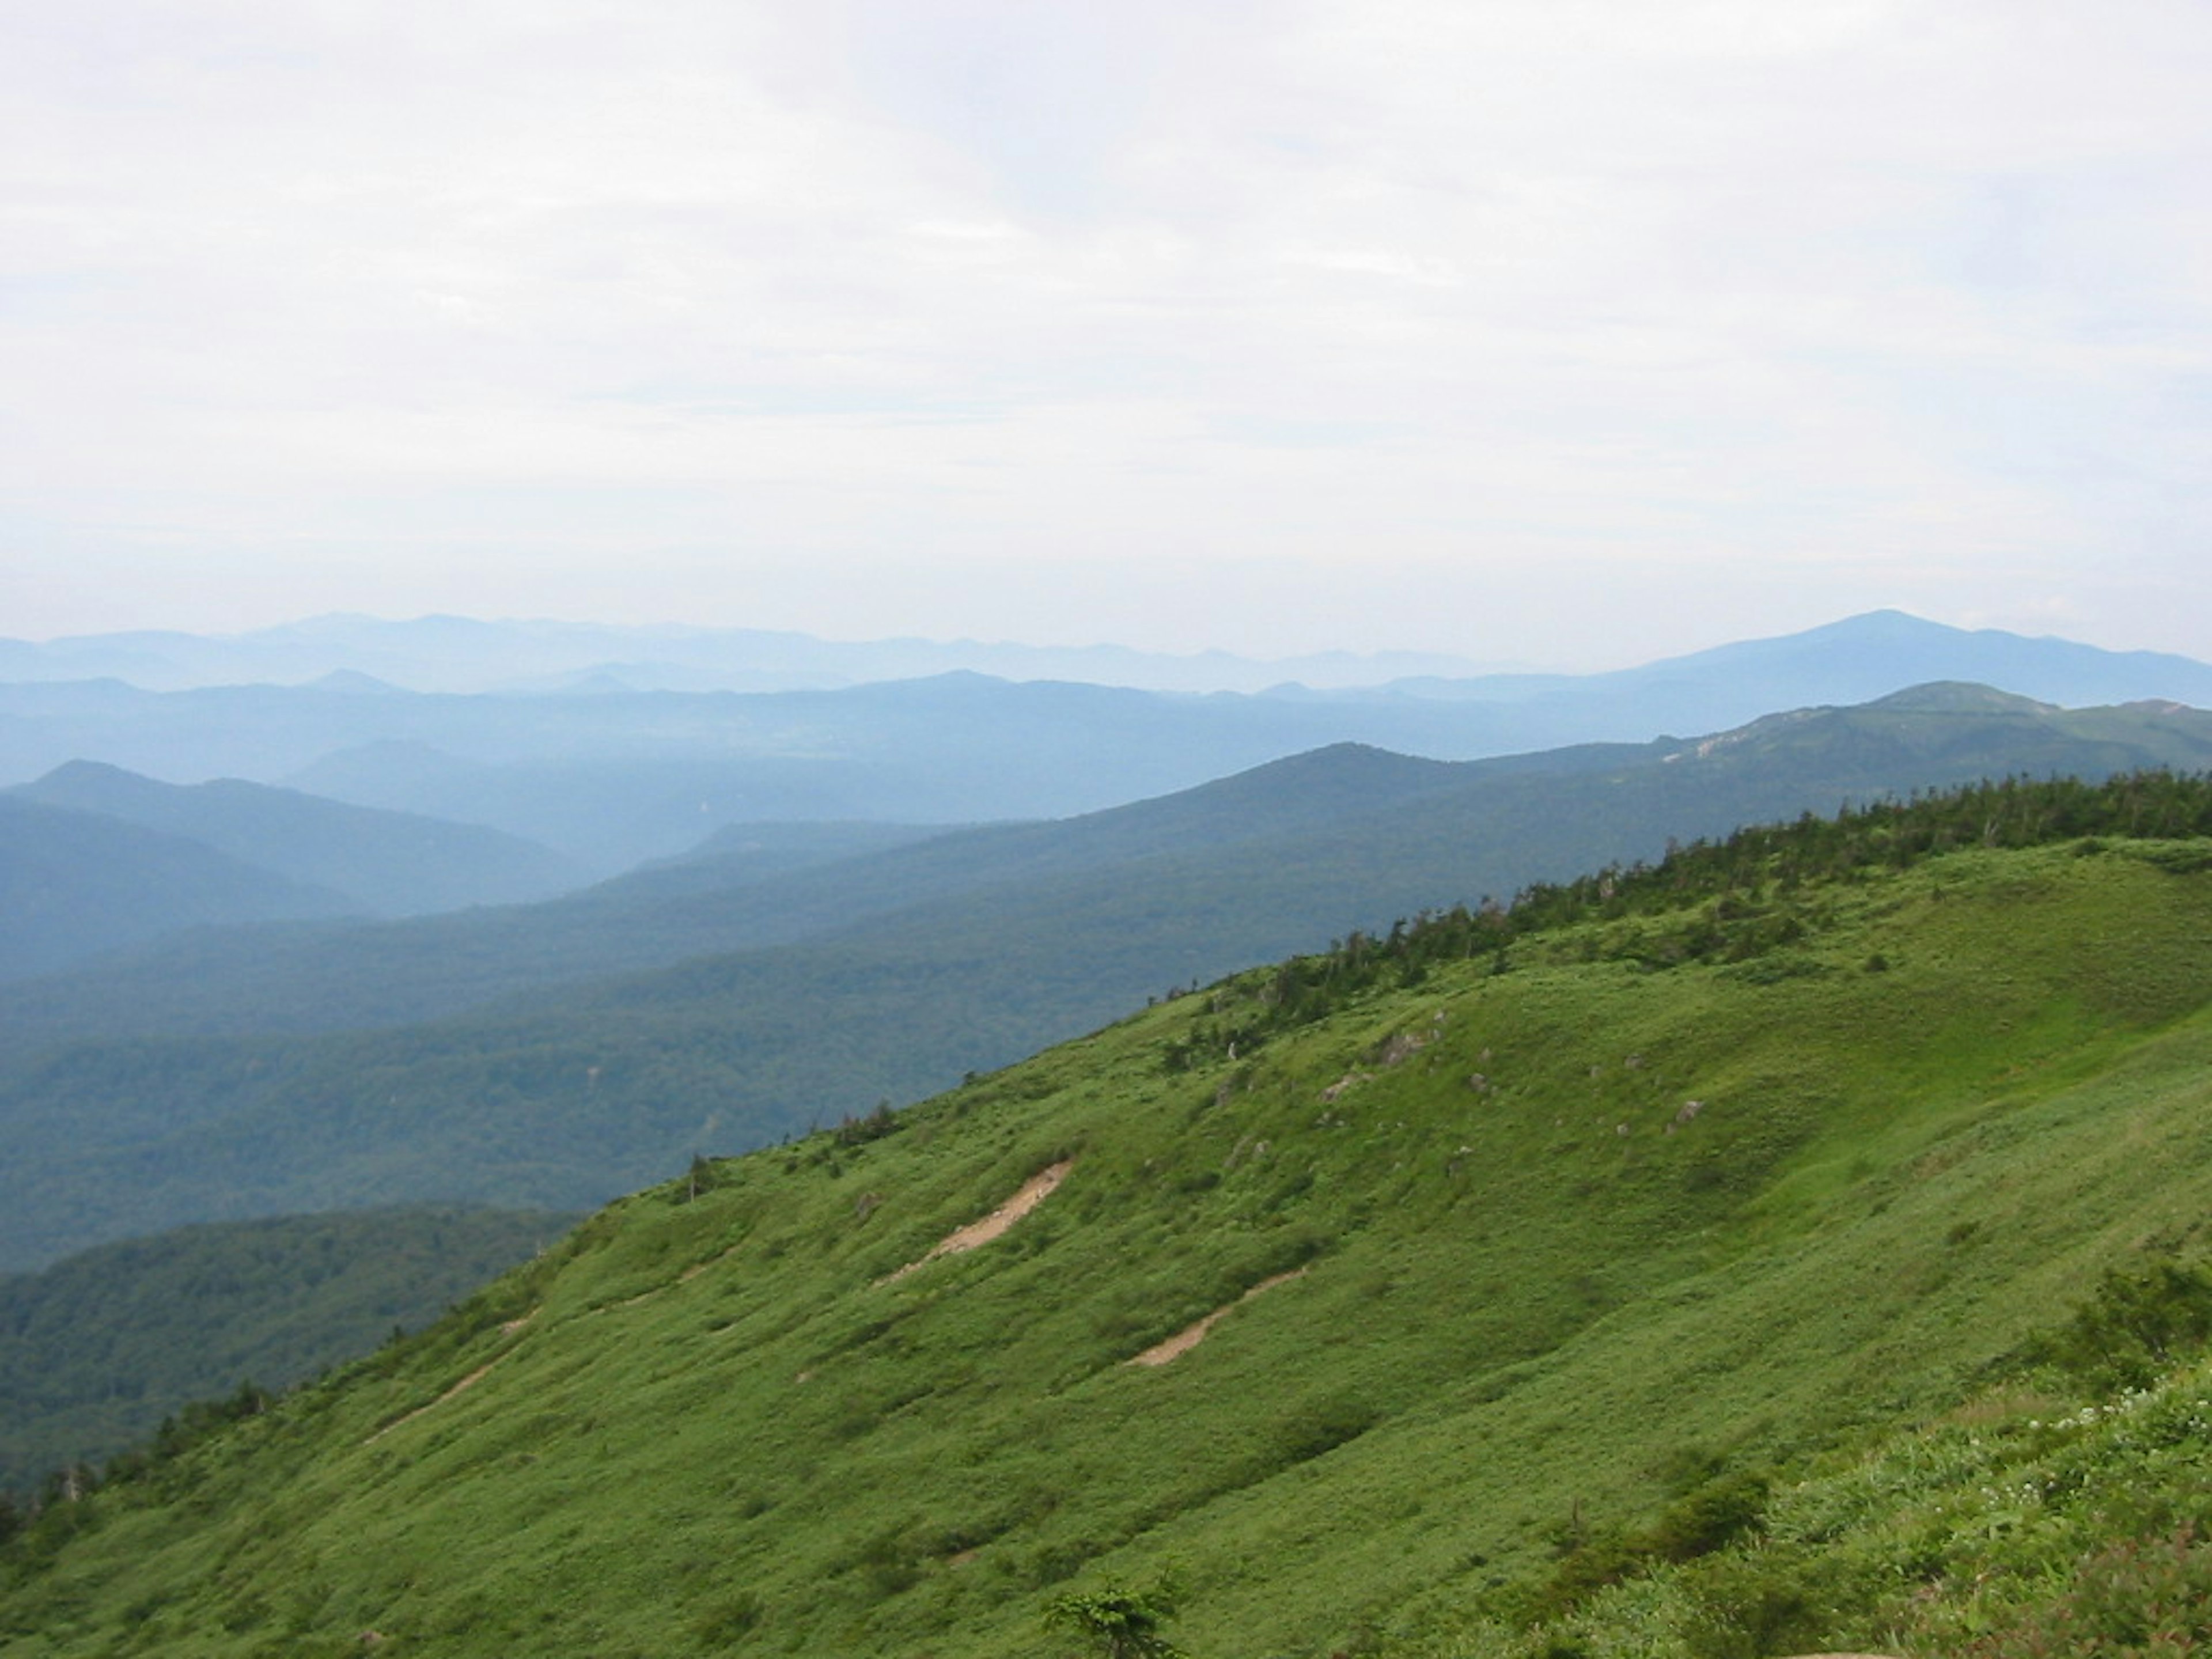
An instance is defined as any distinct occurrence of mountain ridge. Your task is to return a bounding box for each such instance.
[0,797,354,981]
[0,614,1511,695]
[2,684,2210,1277]
[3,613,2209,880]
[10,762,582,920]
[1,681,2199,1054]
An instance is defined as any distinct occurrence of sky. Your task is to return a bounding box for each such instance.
[3,1,2209,671]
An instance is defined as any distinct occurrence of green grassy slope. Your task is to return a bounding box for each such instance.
[0,1208,578,1497]
[7,793,2212,1656]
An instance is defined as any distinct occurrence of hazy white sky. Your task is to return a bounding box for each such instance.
[3,0,2208,668]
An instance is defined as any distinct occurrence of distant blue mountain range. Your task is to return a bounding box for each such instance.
[1,613,2206,865]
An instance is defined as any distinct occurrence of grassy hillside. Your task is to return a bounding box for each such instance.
[5,690,2211,1277]
[0,1208,577,1498]
[7,779,2212,1656]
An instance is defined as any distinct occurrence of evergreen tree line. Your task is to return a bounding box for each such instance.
[0,1381,271,1557]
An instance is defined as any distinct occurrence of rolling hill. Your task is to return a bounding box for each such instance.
[6,682,2209,1054]
[0,798,349,981]
[6,777,2212,1656]
[2,686,2210,1275]
[5,612,2211,872]
[9,762,582,917]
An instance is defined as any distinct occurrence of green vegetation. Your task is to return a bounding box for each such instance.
[7,692,2212,1279]
[5,776,2212,1654]
[1421,1295,2212,1657]
[0,1207,577,1495]
[1046,1573,1190,1658]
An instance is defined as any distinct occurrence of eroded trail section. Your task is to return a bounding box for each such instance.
[882,1160,1073,1283]
[366,1315,535,1443]
[1128,1268,1307,1367]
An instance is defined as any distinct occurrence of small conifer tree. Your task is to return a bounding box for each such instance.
[1043,1574,1187,1659]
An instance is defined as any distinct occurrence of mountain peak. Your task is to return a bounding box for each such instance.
[31,757,143,787]
[306,669,405,695]
[1862,681,2058,715]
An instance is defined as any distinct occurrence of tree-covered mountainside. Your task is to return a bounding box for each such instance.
[0,1207,576,1498]
[0,741,1481,1051]
[6,775,2212,1656]
[10,684,2207,1058]
[10,762,582,916]
[0,798,349,981]
[2,688,2210,1277]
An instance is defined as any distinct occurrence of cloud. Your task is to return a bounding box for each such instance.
[2,0,2209,663]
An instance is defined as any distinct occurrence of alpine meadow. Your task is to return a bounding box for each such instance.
[10,774,2212,1657]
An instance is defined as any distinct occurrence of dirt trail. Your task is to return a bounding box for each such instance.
[881,1160,1073,1283]
[1128,1268,1307,1367]
[365,1315,535,1444]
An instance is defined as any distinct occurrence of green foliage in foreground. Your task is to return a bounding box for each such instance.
[7,778,2212,1655]
[0,1207,577,1497]
[1427,1271,2212,1658]
[1046,1571,1190,1659]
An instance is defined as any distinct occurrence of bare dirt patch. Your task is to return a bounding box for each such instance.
[1128,1268,1307,1366]
[362,1314,536,1443]
[881,1160,1073,1283]
[680,1243,745,1283]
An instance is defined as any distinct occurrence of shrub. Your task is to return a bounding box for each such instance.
[1043,1573,1187,1659]
[1649,1471,1771,1563]
[2024,1258,2212,1391]
[1963,1527,2212,1658]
